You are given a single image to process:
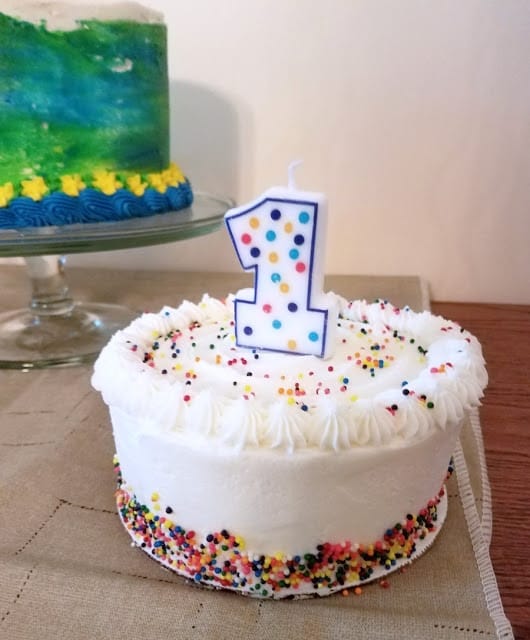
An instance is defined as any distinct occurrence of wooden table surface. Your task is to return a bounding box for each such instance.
[431,301,530,640]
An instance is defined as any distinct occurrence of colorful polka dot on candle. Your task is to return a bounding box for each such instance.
[272,319,282,329]
[288,302,298,312]
[299,211,310,223]
[224,180,335,357]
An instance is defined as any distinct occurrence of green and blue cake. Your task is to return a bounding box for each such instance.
[0,1,193,229]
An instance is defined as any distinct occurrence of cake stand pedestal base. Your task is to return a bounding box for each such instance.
[0,193,232,369]
[0,302,135,370]
[0,256,135,370]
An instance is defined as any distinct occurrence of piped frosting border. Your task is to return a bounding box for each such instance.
[0,163,192,228]
[92,295,488,452]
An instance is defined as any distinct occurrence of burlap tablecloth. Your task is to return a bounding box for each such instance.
[0,269,513,639]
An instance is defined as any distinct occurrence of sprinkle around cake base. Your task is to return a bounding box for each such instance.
[115,463,449,599]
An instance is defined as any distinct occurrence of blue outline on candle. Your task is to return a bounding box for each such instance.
[225,197,330,358]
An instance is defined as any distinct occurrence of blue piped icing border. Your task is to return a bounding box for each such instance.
[0,181,193,229]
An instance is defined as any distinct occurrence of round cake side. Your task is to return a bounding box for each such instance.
[114,455,450,598]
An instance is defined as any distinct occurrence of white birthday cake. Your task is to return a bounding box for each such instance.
[92,183,488,598]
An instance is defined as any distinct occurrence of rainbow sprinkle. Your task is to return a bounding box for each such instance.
[114,458,451,598]
[124,306,435,418]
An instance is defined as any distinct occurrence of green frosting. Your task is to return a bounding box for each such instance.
[0,13,169,186]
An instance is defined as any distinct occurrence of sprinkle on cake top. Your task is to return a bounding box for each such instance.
[92,295,487,452]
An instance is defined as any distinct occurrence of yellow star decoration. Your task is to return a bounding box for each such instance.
[21,176,49,201]
[162,162,185,186]
[147,171,166,193]
[0,182,14,207]
[92,170,123,196]
[60,174,86,197]
[148,163,185,193]
[126,174,148,196]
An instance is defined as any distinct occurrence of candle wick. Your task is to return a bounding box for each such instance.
[288,159,303,190]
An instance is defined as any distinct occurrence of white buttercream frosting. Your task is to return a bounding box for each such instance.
[1,1,163,30]
[92,294,487,452]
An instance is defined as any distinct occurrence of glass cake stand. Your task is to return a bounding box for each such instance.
[0,193,232,370]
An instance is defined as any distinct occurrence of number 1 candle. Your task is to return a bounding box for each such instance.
[224,162,338,358]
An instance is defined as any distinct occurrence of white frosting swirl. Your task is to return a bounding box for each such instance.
[263,401,307,453]
[92,294,487,452]
[217,398,264,451]
[3,2,163,31]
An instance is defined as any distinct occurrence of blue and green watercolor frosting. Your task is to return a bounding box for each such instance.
[0,13,192,228]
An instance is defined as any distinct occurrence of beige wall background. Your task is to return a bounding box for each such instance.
[5,0,530,303]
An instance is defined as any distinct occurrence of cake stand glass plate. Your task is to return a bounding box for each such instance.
[0,192,231,257]
[0,193,233,369]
